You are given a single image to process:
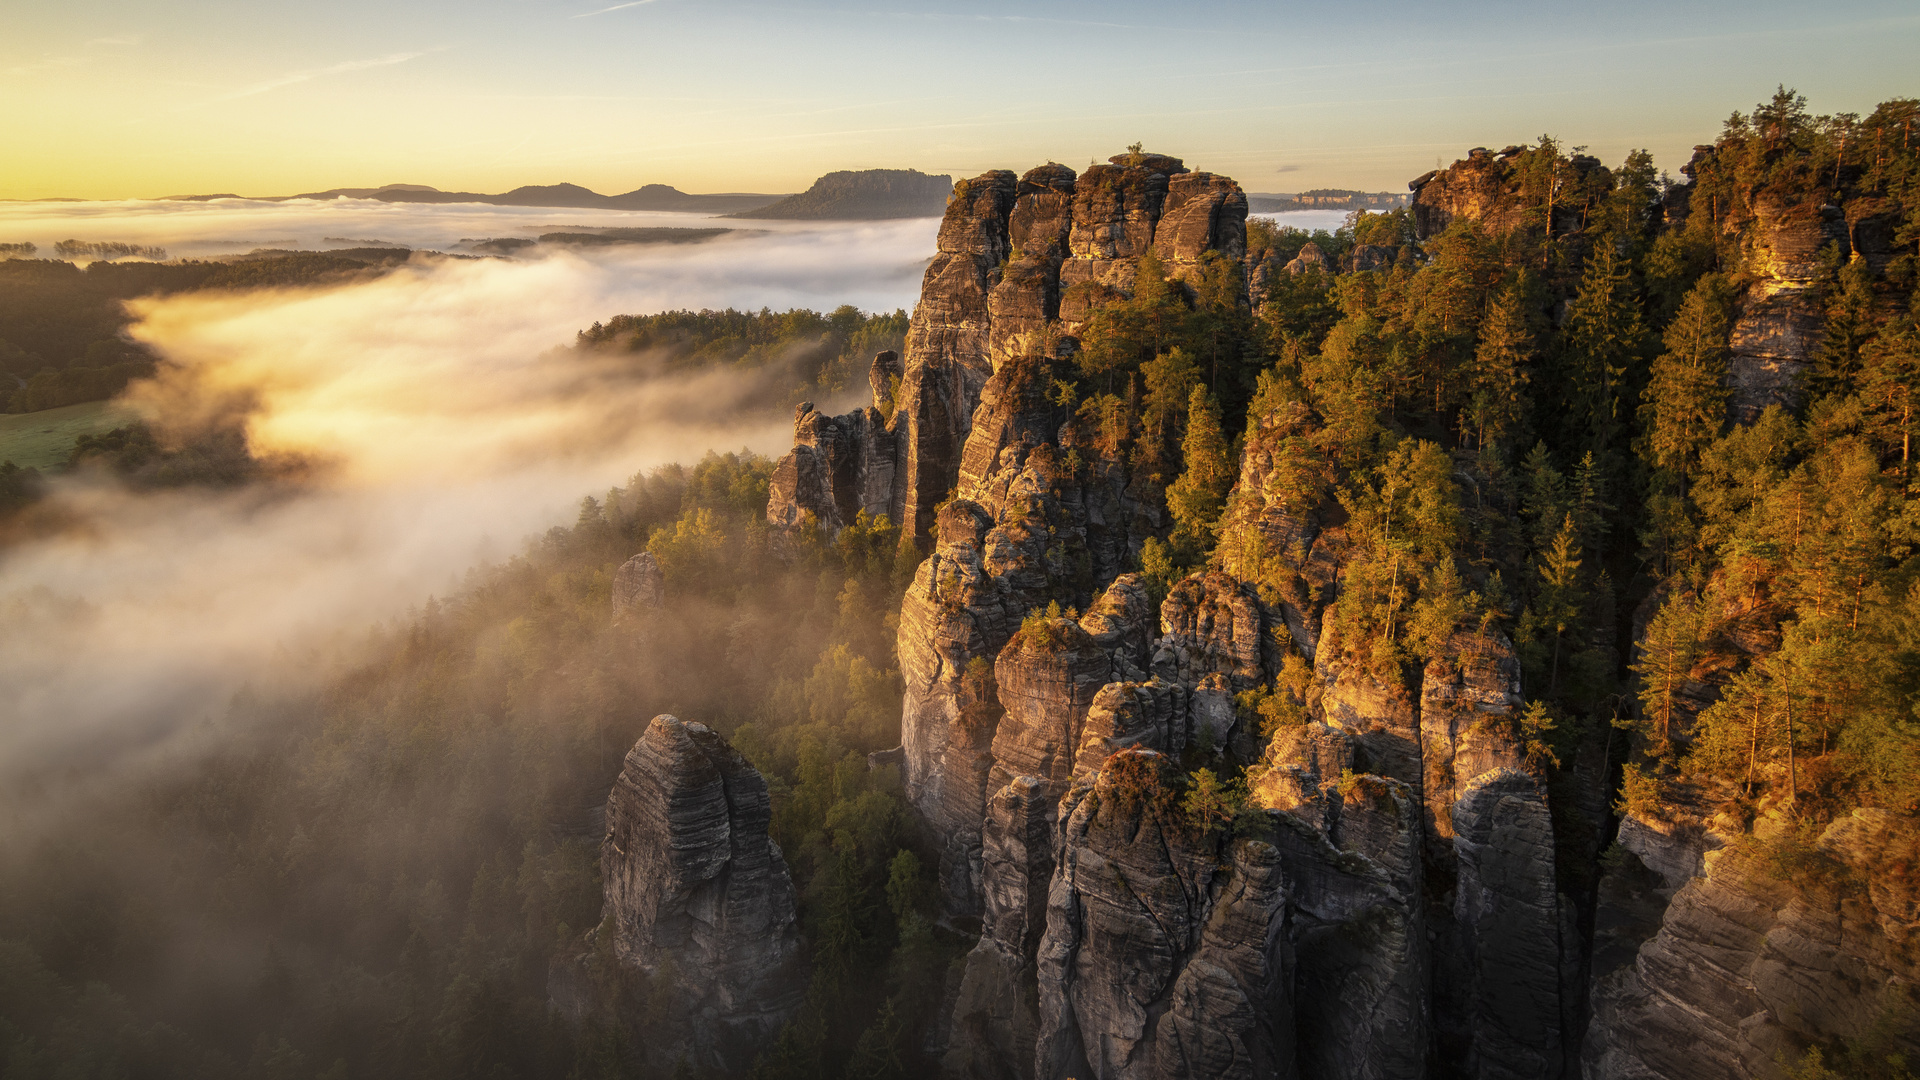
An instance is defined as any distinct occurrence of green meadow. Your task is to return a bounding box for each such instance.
[0,399,136,471]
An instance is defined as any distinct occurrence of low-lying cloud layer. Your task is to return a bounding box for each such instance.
[0,211,935,791]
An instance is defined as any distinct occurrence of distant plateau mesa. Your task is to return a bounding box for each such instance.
[157,167,962,221]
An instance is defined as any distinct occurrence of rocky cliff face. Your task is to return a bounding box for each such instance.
[1409,145,1609,246]
[894,274,1588,1075]
[1718,180,1853,423]
[582,137,1919,1080]
[1034,754,1293,1080]
[598,714,804,1072]
[611,550,664,622]
[767,155,1244,548]
[1584,809,1920,1080]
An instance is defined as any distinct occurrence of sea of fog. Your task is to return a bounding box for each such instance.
[0,198,1351,790]
[0,198,941,788]
[0,196,1356,263]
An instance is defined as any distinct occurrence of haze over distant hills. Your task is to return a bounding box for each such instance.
[163,182,786,214]
[726,168,954,220]
[156,168,965,220]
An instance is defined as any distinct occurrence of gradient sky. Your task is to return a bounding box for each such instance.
[3,0,1916,201]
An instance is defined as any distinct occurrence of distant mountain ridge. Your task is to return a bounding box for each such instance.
[164,183,786,214]
[726,169,953,220]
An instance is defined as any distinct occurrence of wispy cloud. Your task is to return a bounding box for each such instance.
[4,35,141,77]
[5,54,85,77]
[219,50,427,100]
[571,0,662,18]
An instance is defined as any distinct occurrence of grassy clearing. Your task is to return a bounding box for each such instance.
[0,399,136,471]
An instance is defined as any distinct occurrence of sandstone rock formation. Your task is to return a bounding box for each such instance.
[599,714,803,1072]
[1409,145,1607,245]
[1721,185,1851,422]
[1584,809,1920,1079]
[1451,768,1564,1080]
[767,155,1245,547]
[1032,751,1294,1080]
[765,398,896,532]
[596,135,1920,1080]
[611,550,664,622]
[1283,241,1329,275]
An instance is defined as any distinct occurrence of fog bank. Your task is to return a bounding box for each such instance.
[0,214,936,787]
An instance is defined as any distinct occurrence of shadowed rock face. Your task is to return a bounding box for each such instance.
[1286,774,1430,1080]
[601,714,803,1073]
[1584,809,1920,1080]
[1034,755,1294,1080]
[611,551,664,622]
[1452,769,1564,1080]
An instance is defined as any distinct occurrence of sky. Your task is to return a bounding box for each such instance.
[1,0,1916,202]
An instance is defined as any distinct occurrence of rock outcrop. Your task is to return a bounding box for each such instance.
[765,394,897,531]
[1283,241,1329,275]
[1584,809,1920,1080]
[1034,753,1294,1080]
[1722,185,1851,423]
[767,155,1245,547]
[599,714,803,1072]
[900,346,1175,917]
[1409,145,1609,245]
[611,550,664,622]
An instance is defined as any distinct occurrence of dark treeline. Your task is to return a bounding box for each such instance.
[3,87,1919,1080]
[5,358,154,413]
[578,306,910,395]
[0,251,426,392]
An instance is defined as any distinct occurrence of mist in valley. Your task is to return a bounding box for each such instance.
[0,210,933,781]
[0,206,954,1079]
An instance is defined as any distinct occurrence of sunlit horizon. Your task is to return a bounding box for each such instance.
[5,0,1917,202]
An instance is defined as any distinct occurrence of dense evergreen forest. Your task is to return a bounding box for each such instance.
[3,88,1920,1078]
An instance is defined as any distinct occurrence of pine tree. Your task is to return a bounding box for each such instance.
[1559,244,1650,464]
[1812,258,1880,393]
[1525,513,1587,696]
[1631,591,1704,757]
[1467,284,1534,450]
[1858,322,1920,485]
[1643,274,1734,489]
[1167,385,1235,549]
[1688,666,1780,793]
